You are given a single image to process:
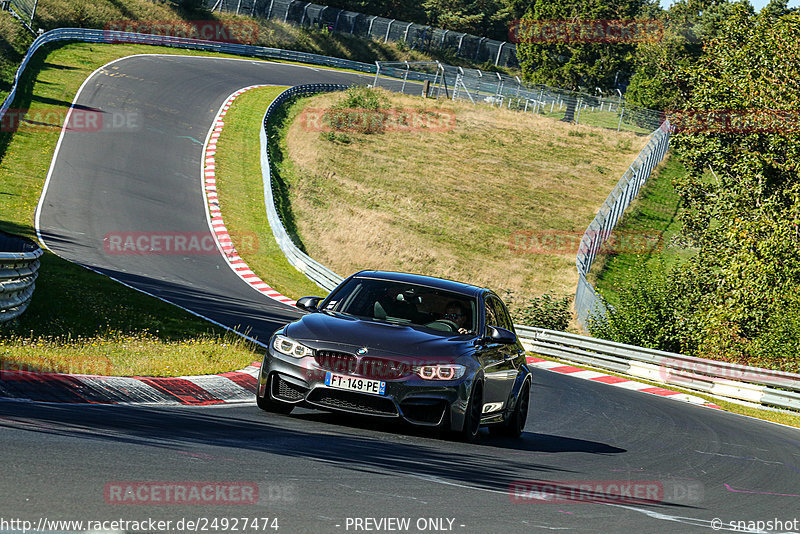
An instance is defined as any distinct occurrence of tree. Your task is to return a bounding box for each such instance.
[515,0,655,92]
[761,0,792,19]
[626,0,754,111]
[423,0,513,41]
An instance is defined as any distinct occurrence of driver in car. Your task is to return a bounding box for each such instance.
[443,302,472,335]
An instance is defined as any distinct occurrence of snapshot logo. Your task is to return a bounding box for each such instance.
[0,356,113,380]
[663,109,800,134]
[508,230,663,256]
[297,108,456,133]
[509,19,663,44]
[104,482,259,505]
[103,232,259,256]
[104,20,259,44]
[0,107,141,133]
[509,479,703,505]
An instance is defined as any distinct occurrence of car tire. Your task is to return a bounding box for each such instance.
[451,380,483,443]
[256,377,294,414]
[491,380,530,438]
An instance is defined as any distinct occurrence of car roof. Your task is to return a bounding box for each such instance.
[352,270,487,298]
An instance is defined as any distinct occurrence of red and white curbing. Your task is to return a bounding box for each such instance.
[0,363,263,405]
[203,85,296,307]
[525,355,722,409]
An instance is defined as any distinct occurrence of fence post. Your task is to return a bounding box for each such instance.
[367,16,377,38]
[495,42,505,66]
[372,61,380,88]
[284,0,293,23]
[475,37,486,61]
[385,19,394,42]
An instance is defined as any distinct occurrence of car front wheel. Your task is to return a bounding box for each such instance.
[491,380,530,438]
[451,380,483,442]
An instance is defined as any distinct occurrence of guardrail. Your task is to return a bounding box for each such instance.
[0,233,42,323]
[516,326,800,411]
[0,27,382,127]
[260,85,348,293]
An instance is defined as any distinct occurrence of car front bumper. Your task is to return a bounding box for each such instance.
[257,349,475,430]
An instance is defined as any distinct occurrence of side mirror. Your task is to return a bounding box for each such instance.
[296,296,323,312]
[487,326,518,345]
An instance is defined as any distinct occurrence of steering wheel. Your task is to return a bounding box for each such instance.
[436,319,459,332]
[424,319,459,332]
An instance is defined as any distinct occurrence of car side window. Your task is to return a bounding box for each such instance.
[486,296,513,332]
[484,299,498,335]
[494,298,515,332]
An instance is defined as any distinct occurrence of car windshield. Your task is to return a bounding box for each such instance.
[321,277,477,334]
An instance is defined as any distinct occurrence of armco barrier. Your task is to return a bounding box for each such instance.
[516,326,800,411]
[0,233,42,323]
[259,85,348,292]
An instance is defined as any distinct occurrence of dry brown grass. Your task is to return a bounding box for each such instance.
[283,89,648,305]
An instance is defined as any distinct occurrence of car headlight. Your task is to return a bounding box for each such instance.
[415,364,466,380]
[272,335,313,358]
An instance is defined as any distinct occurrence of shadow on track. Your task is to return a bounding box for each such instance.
[0,400,699,511]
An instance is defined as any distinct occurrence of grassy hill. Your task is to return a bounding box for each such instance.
[218,87,649,319]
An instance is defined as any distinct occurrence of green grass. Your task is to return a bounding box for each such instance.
[591,155,692,306]
[212,86,325,299]
[541,109,653,135]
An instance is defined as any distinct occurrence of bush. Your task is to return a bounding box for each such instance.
[504,291,571,331]
[325,86,390,134]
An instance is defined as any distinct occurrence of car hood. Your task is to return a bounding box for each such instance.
[284,312,473,359]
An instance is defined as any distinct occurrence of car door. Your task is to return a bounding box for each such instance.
[479,295,520,415]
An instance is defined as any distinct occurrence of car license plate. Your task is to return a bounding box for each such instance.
[325,372,386,396]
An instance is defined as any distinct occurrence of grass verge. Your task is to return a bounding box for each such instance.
[591,155,692,306]
[212,85,324,299]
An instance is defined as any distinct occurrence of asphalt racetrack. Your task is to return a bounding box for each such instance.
[4,54,798,533]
